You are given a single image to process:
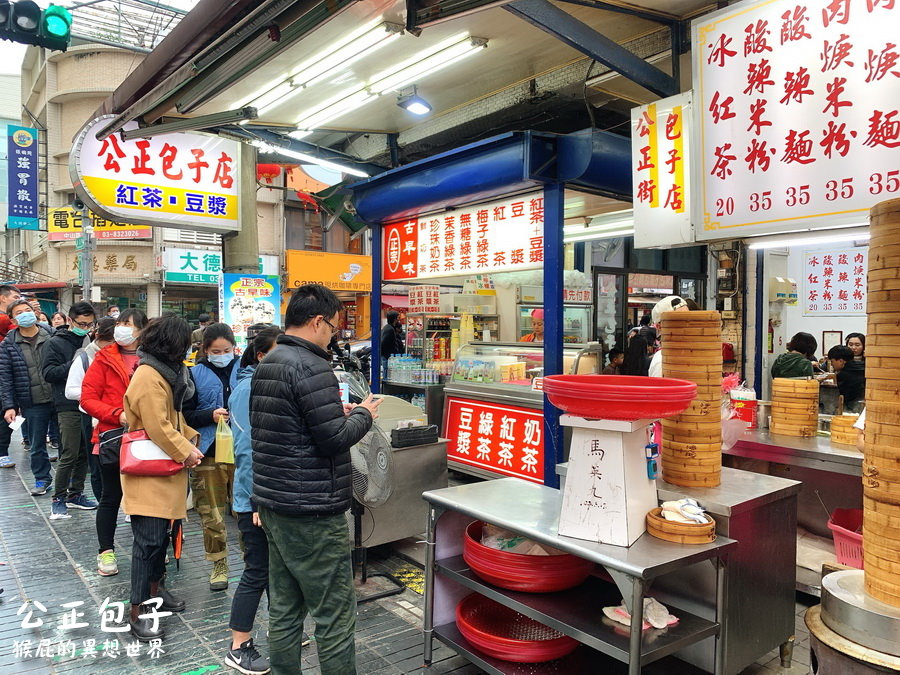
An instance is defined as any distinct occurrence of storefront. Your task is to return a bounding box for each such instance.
[350,129,633,486]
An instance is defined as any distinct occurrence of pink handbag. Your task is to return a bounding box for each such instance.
[119,429,184,476]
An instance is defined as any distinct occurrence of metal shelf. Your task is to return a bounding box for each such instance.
[436,556,720,666]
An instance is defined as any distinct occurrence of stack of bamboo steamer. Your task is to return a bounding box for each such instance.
[770,379,819,437]
[829,415,860,446]
[659,310,722,488]
[863,198,900,607]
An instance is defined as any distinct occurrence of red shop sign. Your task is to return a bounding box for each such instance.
[444,396,544,483]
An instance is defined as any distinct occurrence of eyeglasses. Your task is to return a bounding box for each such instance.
[72,319,95,329]
[323,318,340,335]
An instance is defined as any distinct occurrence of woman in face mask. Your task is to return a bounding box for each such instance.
[80,309,148,577]
[182,323,239,592]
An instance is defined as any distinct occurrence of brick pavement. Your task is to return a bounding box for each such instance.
[0,437,475,675]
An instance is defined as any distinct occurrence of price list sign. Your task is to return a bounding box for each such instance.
[693,0,900,240]
[802,247,867,315]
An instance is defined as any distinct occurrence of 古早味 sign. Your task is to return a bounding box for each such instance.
[693,0,900,239]
[70,116,241,234]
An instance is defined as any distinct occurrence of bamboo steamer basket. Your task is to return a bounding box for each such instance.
[864,499,900,529]
[863,480,900,506]
[865,401,900,425]
[660,310,720,322]
[866,313,900,330]
[771,378,819,392]
[661,454,722,468]
[863,460,900,484]
[646,508,716,544]
[866,333,900,346]
[770,425,817,438]
[866,380,900,398]
[865,431,900,452]
[661,467,721,488]
[659,438,721,452]
[830,415,860,445]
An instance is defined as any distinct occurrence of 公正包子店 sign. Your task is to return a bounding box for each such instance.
[443,396,544,483]
[802,247,867,316]
[693,0,900,240]
[48,207,151,241]
[631,92,694,248]
[70,116,241,234]
[382,193,545,281]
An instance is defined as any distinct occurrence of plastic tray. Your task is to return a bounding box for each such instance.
[543,374,697,421]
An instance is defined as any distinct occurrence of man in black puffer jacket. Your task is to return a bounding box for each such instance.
[251,284,381,675]
[41,301,97,518]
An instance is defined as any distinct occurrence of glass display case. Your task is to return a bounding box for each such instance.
[405,313,500,365]
[517,304,592,343]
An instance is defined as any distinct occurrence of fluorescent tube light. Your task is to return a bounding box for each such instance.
[747,227,869,250]
[564,228,634,243]
[251,141,369,178]
[246,20,403,115]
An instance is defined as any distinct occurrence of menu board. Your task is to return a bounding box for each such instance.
[802,247,867,316]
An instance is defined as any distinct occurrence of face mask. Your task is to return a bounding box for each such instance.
[15,311,37,328]
[114,326,137,346]
[208,353,234,368]
[72,326,91,337]
[109,312,120,319]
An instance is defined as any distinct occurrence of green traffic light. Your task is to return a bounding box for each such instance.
[42,5,71,38]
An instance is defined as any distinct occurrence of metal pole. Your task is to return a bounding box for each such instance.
[543,182,564,488]
[423,504,438,664]
[81,207,94,302]
[370,224,383,394]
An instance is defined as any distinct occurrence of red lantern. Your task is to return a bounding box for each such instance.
[256,164,282,184]
[295,191,320,211]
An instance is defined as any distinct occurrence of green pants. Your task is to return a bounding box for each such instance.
[189,455,234,562]
[259,507,356,675]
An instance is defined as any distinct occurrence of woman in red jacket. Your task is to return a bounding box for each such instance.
[81,309,148,577]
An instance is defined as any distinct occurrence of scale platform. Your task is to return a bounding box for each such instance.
[820,569,900,657]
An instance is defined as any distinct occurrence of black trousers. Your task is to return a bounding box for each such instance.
[83,414,102,501]
[0,418,11,458]
[97,459,123,553]
[130,515,170,606]
[229,511,270,632]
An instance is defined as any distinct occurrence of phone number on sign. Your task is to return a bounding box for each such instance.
[714,171,900,216]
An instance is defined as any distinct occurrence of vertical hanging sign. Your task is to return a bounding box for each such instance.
[631,92,694,247]
[7,125,40,230]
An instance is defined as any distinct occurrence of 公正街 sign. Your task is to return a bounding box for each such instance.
[70,116,241,234]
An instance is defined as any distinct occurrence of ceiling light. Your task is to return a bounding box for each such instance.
[245,20,403,115]
[292,34,488,131]
[747,227,869,250]
[564,228,634,243]
[251,141,369,178]
[397,87,431,115]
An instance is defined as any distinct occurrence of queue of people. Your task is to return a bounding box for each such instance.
[0,283,382,675]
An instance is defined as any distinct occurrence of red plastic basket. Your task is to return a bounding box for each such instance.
[542,374,697,421]
[827,508,864,569]
[463,521,595,593]
[456,593,579,663]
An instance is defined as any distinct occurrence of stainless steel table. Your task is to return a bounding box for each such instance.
[728,429,862,476]
[423,479,736,675]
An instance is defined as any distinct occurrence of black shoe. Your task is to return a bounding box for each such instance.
[157,585,185,613]
[130,615,165,642]
[225,638,270,674]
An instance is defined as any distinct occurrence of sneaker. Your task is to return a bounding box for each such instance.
[209,559,229,591]
[66,494,98,510]
[225,639,270,675]
[0,456,15,468]
[49,440,59,450]
[48,454,59,462]
[124,514,131,523]
[50,499,71,520]
[97,550,118,576]
[22,440,30,451]
[30,480,51,496]
[301,632,311,648]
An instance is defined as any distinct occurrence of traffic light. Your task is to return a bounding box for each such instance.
[0,1,72,52]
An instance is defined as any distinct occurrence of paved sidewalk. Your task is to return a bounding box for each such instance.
[0,438,474,675]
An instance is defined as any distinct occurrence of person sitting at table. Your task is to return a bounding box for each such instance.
[602,348,624,375]
[824,345,865,412]
[771,332,817,378]
[520,309,544,342]
[845,333,865,363]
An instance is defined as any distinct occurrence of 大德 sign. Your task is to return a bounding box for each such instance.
[164,247,279,284]
[693,0,900,239]
[70,116,241,234]
[382,193,545,281]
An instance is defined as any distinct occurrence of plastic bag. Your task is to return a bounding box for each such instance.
[721,399,748,451]
[481,523,565,556]
[215,417,234,464]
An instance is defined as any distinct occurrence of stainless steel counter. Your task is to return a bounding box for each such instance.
[729,428,862,476]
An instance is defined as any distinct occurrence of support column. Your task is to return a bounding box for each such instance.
[223,145,259,273]
[543,182,565,488]
[370,223,383,394]
[146,282,162,317]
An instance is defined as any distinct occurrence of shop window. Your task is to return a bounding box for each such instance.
[630,247,664,271]
[668,246,705,274]
[285,205,362,254]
